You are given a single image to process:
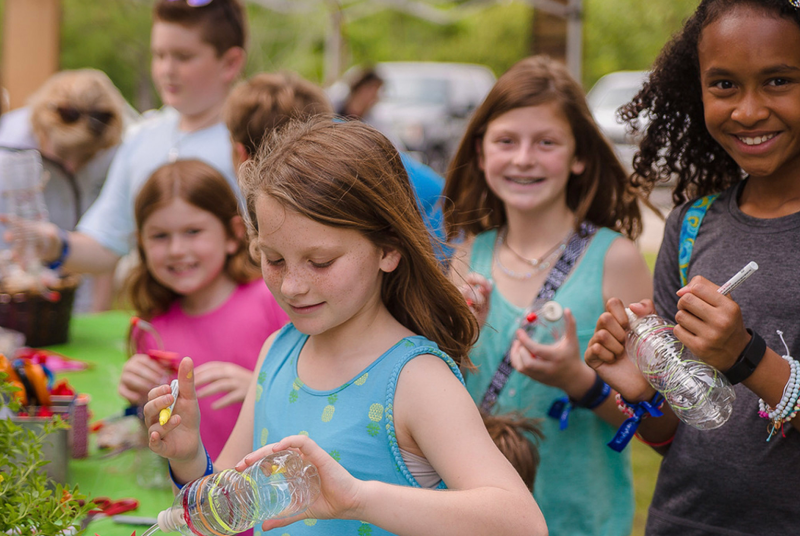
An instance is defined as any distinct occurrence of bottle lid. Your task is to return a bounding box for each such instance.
[158,507,186,532]
[625,308,638,325]
[540,301,563,322]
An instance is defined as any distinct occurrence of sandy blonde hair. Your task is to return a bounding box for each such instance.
[29,69,127,170]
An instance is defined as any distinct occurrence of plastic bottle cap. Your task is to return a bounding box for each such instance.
[625,308,638,325]
[158,507,186,532]
[540,301,563,322]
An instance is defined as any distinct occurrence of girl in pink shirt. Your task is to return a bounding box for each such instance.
[118,159,288,458]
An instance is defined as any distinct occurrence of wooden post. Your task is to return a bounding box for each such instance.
[2,0,61,111]
[530,0,582,83]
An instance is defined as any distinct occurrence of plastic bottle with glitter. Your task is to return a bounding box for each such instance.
[142,450,320,536]
[520,300,566,345]
[625,309,736,430]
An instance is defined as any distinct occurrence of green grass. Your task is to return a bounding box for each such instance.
[631,441,661,536]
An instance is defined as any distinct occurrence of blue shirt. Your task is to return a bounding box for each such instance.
[252,324,463,536]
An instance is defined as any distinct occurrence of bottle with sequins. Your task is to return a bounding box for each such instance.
[143,450,320,536]
[521,300,566,345]
[625,309,736,430]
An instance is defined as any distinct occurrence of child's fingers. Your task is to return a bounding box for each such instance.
[235,444,282,471]
[176,356,197,401]
[509,339,546,374]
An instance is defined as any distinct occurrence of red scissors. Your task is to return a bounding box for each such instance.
[80,497,139,529]
[130,317,180,372]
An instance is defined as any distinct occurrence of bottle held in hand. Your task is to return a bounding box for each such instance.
[150,450,320,536]
[625,309,736,430]
[521,300,566,345]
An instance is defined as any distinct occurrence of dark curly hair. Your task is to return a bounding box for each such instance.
[621,0,800,207]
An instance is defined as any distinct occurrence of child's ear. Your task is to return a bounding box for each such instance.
[570,157,585,176]
[379,247,402,274]
[220,46,246,84]
[227,215,247,254]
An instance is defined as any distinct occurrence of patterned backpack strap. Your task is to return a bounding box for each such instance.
[678,193,720,286]
[479,221,598,413]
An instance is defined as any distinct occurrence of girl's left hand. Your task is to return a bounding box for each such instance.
[194,361,252,409]
[675,276,751,371]
[235,435,361,530]
[509,308,596,397]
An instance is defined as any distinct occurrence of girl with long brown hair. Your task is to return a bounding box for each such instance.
[118,159,288,459]
[444,55,652,536]
[142,117,546,536]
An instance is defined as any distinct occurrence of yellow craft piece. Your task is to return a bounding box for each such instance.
[159,408,171,426]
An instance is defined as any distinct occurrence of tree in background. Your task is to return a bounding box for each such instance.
[0,0,699,111]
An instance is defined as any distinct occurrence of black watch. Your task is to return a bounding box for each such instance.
[723,328,767,385]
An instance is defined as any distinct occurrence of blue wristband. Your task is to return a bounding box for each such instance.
[168,447,214,490]
[47,229,69,271]
[547,373,611,430]
[607,392,665,452]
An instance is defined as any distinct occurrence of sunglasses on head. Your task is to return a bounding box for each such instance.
[167,0,214,6]
[55,106,114,127]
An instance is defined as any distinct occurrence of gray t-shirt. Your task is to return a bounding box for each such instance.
[648,181,800,535]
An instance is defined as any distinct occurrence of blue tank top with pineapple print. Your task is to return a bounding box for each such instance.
[252,323,464,536]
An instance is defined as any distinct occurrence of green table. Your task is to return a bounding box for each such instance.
[48,311,175,536]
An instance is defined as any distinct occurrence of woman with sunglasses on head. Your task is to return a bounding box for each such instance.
[6,0,247,305]
[0,68,137,311]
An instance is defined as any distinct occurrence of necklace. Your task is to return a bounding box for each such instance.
[493,227,571,280]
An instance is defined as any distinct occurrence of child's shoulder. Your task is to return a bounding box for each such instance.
[122,107,178,141]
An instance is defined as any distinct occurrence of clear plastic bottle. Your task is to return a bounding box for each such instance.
[147,450,320,536]
[521,300,566,345]
[625,309,736,430]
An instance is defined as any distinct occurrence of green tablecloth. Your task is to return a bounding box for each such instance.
[48,311,175,535]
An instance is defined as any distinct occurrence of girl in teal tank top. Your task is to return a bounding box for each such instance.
[442,56,653,536]
[141,117,547,536]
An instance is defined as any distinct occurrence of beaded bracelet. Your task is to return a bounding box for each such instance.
[757,331,800,441]
[168,447,214,490]
[607,392,665,452]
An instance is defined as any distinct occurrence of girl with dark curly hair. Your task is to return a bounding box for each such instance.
[587,1,800,534]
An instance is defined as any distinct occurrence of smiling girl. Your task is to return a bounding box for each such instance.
[143,117,546,536]
[118,159,288,459]
[443,55,652,536]
[586,1,800,534]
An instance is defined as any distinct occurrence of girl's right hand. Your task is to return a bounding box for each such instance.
[458,272,493,328]
[118,353,170,406]
[585,298,656,402]
[144,357,202,463]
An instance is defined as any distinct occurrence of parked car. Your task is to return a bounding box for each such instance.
[329,62,496,173]
[586,70,649,173]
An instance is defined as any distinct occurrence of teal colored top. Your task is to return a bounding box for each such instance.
[252,324,463,536]
[465,227,634,536]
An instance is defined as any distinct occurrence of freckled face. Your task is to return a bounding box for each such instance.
[255,195,399,336]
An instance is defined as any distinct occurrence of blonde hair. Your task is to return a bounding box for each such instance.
[29,69,127,170]
[239,116,478,365]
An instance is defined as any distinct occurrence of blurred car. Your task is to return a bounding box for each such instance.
[586,70,649,173]
[329,62,496,173]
